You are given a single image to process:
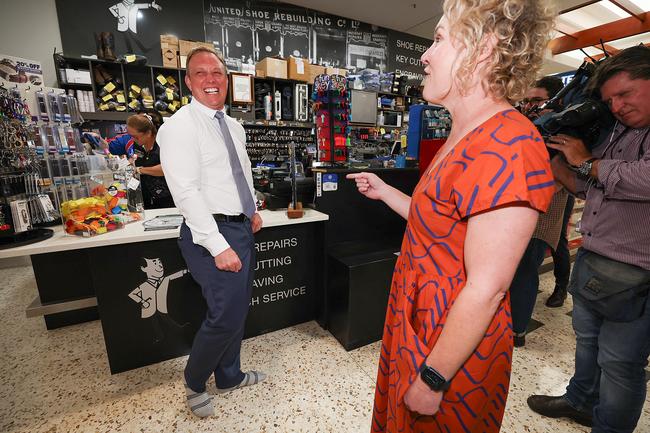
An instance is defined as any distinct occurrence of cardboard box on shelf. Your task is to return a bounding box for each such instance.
[325,67,348,77]
[178,40,195,56]
[160,35,179,68]
[307,64,326,83]
[161,45,178,68]
[256,57,287,79]
[178,40,214,68]
[65,68,92,84]
[287,57,308,81]
[160,34,179,46]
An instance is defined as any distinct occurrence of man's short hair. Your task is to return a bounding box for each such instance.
[185,46,228,75]
[534,76,564,99]
[587,45,650,95]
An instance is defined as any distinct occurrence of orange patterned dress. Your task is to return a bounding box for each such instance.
[371,110,554,433]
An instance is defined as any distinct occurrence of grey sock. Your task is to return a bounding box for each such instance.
[216,370,267,394]
[185,384,214,417]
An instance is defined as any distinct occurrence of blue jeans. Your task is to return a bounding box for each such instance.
[565,250,650,433]
[510,238,548,334]
[552,195,575,290]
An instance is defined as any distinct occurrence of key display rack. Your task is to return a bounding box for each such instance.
[313,74,349,164]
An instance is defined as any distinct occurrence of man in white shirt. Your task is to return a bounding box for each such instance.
[158,47,265,418]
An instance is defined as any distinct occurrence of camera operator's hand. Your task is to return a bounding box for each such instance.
[547,134,593,167]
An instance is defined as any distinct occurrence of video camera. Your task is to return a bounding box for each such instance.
[534,61,615,153]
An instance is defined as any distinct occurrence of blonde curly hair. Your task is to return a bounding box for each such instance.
[443,0,556,103]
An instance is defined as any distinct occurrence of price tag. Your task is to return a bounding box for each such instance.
[156,75,167,85]
[126,54,137,63]
[104,82,116,93]
[116,94,126,103]
[166,89,174,101]
[166,76,176,85]
[130,84,141,94]
[102,93,114,102]
[127,177,140,190]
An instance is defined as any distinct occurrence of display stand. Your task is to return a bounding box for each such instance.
[313,74,349,164]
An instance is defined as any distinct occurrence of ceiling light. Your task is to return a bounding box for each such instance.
[626,0,650,11]
[601,1,629,18]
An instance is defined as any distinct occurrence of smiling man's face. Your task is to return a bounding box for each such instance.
[184,51,228,110]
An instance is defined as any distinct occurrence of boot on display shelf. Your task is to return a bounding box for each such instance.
[101,32,117,61]
[94,32,105,59]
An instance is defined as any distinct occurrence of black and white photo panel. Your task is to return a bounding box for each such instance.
[312,26,346,68]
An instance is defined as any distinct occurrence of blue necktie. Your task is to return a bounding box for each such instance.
[214,111,256,218]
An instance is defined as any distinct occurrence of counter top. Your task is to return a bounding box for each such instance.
[0,208,329,259]
[312,167,418,173]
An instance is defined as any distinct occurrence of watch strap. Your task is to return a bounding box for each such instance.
[576,157,597,177]
[419,362,451,392]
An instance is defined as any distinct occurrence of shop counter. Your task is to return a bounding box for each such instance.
[1,208,328,374]
[313,167,418,350]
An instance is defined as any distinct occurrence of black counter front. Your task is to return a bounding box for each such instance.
[313,167,419,350]
[91,220,324,373]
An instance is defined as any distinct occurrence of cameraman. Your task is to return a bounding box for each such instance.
[528,45,650,433]
[521,76,564,119]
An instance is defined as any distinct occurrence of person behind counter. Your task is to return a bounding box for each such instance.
[125,111,174,209]
[82,111,173,210]
[347,0,556,432]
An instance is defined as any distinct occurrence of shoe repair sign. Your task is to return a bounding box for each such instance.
[0,55,43,86]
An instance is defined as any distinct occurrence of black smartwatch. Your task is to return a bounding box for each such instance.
[420,362,451,392]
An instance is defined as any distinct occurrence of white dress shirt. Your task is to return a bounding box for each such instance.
[157,98,256,256]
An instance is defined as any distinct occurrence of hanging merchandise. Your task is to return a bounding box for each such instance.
[274,90,281,121]
[35,91,49,122]
[0,85,57,245]
[312,73,349,163]
[294,84,309,122]
[264,94,272,121]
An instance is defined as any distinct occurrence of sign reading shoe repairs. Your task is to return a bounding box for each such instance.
[0,55,43,86]
[244,223,317,336]
[91,221,323,374]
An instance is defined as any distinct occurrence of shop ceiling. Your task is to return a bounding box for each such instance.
[282,0,650,73]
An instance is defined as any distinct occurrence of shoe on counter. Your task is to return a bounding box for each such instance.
[527,395,593,427]
[546,285,567,308]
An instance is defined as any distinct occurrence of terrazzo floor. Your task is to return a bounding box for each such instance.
[1,262,649,433]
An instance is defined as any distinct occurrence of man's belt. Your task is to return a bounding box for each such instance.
[213,213,248,222]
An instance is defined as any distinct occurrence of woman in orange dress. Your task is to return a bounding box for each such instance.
[348,1,556,432]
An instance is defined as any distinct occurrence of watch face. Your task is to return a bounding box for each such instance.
[578,160,593,177]
[421,366,449,392]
